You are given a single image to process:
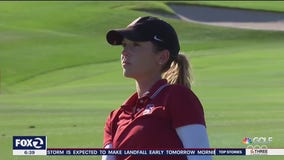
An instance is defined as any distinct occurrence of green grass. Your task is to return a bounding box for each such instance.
[0,1,284,160]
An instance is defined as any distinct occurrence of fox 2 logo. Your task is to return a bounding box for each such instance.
[13,136,46,150]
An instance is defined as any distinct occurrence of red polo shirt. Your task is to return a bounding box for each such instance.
[104,79,206,160]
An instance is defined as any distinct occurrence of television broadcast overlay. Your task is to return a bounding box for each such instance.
[13,136,47,156]
[12,136,284,156]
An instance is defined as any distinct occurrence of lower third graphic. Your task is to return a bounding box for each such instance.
[13,136,47,156]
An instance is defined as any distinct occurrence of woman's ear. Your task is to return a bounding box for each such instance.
[157,50,170,65]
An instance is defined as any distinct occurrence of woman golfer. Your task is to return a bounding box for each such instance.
[103,16,211,160]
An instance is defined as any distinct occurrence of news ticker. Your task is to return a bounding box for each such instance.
[13,136,284,156]
[14,148,284,156]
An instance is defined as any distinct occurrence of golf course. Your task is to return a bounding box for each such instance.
[0,1,283,160]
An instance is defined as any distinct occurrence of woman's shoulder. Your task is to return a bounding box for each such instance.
[106,107,123,120]
[167,84,194,94]
[165,84,200,101]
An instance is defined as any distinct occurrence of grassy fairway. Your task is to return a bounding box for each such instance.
[0,1,284,160]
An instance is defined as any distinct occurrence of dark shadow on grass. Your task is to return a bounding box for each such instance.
[9,59,119,86]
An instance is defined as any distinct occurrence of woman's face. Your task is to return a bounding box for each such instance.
[121,38,162,80]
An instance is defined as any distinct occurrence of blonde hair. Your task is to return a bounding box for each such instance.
[162,54,193,89]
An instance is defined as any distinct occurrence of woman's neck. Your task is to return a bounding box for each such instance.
[135,75,162,98]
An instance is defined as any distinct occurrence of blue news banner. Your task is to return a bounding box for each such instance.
[13,136,247,156]
[13,136,284,156]
[47,148,245,156]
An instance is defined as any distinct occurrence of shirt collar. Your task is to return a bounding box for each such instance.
[121,79,168,111]
[145,79,168,99]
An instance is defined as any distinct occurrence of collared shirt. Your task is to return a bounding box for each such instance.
[104,79,206,160]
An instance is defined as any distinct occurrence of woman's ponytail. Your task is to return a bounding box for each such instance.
[162,54,193,89]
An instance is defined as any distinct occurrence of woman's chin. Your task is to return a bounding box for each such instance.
[123,70,132,78]
[123,70,138,79]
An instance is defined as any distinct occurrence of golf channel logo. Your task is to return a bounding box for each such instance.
[242,137,272,155]
[13,136,47,156]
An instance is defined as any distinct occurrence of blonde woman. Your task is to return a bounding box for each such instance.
[103,16,211,160]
